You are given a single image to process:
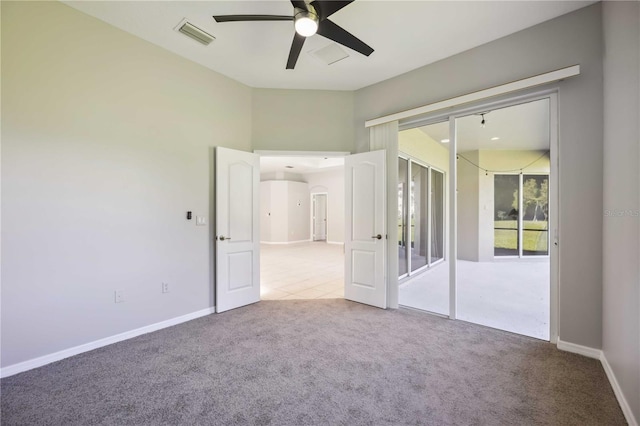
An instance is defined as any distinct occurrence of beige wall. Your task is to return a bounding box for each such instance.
[480,150,550,173]
[457,151,481,261]
[252,89,355,153]
[1,1,252,367]
[398,128,449,172]
[602,1,640,422]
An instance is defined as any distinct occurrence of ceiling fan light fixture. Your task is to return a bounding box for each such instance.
[294,10,319,37]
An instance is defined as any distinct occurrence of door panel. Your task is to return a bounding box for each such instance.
[313,194,327,241]
[345,150,386,309]
[216,147,260,313]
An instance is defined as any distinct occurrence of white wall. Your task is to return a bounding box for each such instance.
[260,182,272,242]
[602,1,640,423]
[305,168,345,244]
[287,181,310,242]
[355,4,604,349]
[1,1,252,367]
[260,171,306,183]
[260,181,310,243]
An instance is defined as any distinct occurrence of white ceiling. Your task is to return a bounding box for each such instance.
[63,1,594,91]
[260,155,344,174]
[418,98,550,152]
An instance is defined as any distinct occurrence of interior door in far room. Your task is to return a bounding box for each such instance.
[215,147,260,313]
[313,194,327,241]
[345,150,386,309]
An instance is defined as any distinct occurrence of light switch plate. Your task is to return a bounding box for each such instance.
[196,216,207,226]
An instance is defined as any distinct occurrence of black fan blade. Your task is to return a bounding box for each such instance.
[290,0,308,11]
[317,19,373,56]
[311,1,353,20]
[213,15,293,23]
[286,32,306,69]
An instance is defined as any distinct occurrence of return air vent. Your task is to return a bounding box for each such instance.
[177,20,215,46]
[308,43,349,65]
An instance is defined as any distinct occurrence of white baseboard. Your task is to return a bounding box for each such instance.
[601,352,639,426]
[326,241,344,245]
[557,338,638,426]
[556,338,602,359]
[0,307,215,378]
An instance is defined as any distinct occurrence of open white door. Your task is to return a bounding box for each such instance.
[215,147,260,313]
[344,150,386,309]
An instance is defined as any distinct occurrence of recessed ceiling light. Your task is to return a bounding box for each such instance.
[441,139,450,143]
[491,137,500,141]
[285,166,294,169]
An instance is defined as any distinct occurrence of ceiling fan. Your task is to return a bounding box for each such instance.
[213,0,374,69]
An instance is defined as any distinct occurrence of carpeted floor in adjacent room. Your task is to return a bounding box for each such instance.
[0,299,627,425]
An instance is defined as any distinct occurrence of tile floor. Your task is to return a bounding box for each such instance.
[260,242,344,300]
[399,258,550,340]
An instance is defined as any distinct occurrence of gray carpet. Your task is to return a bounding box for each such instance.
[1,299,626,425]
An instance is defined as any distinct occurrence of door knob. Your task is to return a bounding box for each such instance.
[372,234,382,240]
[219,236,231,241]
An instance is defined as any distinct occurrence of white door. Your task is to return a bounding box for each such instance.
[313,194,327,241]
[344,150,386,309]
[215,147,260,313]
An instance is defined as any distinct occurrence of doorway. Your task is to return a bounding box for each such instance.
[257,153,346,301]
[312,193,328,241]
[215,148,389,312]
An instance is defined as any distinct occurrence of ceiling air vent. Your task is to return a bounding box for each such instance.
[177,20,215,46]
[309,43,349,65]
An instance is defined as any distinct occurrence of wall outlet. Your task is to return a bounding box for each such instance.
[114,290,125,303]
[162,282,169,293]
[196,216,207,226]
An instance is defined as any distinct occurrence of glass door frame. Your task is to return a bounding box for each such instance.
[398,153,446,280]
[397,89,559,343]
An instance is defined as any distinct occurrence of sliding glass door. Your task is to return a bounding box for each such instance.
[398,157,445,279]
[398,95,556,340]
[411,163,429,272]
[398,158,409,276]
[431,169,445,263]
[494,173,549,257]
